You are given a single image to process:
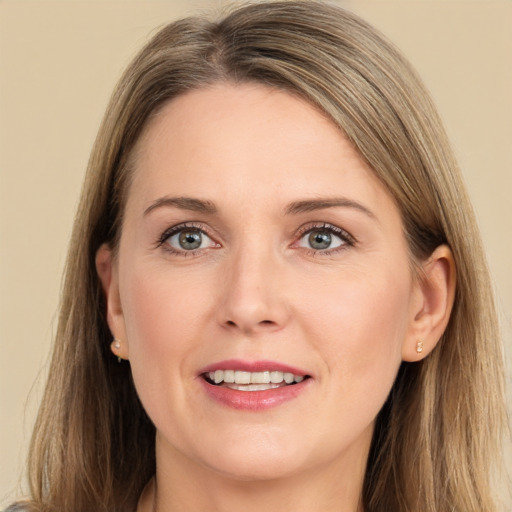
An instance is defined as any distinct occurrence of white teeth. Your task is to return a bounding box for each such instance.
[206,369,306,386]
[284,372,294,384]
[250,371,270,384]
[270,371,283,383]
[228,383,282,392]
[224,369,235,383]
[234,371,251,384]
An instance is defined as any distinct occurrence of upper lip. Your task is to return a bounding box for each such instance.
[198,359,310,377]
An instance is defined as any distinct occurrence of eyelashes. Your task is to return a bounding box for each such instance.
[295,223,355,253]
[156,223,219,256]
[156,221,356,257]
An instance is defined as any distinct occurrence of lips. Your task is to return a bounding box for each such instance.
[205,369,305,389]
[198,359,312,410]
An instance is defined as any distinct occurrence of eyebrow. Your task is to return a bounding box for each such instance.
[144,196,218,216]
[285,198,376,218]
[143,195,375,219]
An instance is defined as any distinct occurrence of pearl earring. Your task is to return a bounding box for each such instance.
[416,340,424,354]
[111,338,123,363]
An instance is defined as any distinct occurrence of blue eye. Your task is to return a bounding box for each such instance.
[298,226,349,251]
[162,226,217,253]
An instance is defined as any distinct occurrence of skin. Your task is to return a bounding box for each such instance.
[97,83,455,512]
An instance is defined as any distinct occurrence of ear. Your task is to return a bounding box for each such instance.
[96,243,129,360]
[402,244,456,362]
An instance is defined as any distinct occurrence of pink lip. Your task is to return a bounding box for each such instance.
[198,359,308,376]
[197,359,312,411]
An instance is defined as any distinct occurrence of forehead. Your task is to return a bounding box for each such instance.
[127,82,396,218]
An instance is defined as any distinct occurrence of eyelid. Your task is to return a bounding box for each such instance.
[294,222,356,252]
[155,221,355,256]
[156,222,220,254]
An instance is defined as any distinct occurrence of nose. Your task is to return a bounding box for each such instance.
[216,244,290,336]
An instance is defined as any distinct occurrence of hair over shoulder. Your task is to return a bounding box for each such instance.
[15,2,507,511]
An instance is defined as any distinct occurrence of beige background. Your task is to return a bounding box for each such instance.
[1,0,511,508]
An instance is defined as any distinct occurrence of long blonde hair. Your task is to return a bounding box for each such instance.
[14,2,506,511]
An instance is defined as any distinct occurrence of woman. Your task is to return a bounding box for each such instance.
[6,1,507,511]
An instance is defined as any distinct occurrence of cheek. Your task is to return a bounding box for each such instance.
[121,266,207,353]
[118,265,214,434]
[305,266,412,410]
[118,265,212,406]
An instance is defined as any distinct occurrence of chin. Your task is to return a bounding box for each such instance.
[206,454,303,482]
[197,432,309,482]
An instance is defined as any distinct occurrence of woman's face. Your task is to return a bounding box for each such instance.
[103,83,425,482]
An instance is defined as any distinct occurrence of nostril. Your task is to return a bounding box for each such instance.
[221,315,283,333]
[224,319,274,327]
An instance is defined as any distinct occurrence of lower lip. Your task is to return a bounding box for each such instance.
[199,378,311,411]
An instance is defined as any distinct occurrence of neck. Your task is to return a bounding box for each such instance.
[138,431,370,512]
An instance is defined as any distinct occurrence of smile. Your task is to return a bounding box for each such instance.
[204,370,307,391]
[198,361,312,410]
